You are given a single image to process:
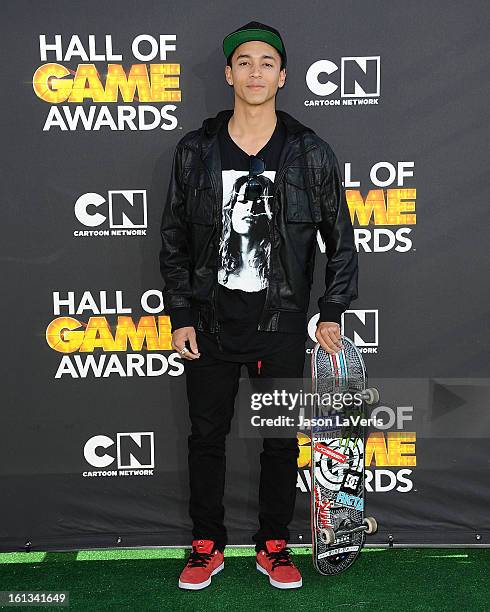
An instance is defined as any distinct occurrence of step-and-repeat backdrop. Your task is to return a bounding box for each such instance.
[2,1,488,551]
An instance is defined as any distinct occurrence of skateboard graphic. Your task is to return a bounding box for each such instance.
[310,335,379,575]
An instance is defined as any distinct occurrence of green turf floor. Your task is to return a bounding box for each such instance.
[0,547,488,611]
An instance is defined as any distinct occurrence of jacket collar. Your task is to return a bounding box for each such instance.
[201,108,315,138]
[197,109,318,204]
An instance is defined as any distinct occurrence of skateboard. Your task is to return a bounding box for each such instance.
[310,335,379,575]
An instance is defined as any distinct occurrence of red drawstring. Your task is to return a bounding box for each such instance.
[257,360,262,375]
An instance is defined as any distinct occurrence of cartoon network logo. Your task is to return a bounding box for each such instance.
[83,432,155,477]
[74,190,147,237]
[308,309,379,353]
[305,56,380,106]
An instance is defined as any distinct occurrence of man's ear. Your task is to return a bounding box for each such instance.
[279,68,287,88]
[225,65,233,87]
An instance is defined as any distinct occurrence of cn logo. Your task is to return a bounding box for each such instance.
[341,310,378,347]
[306,57,380,97]
[84,432,155,469]
[75,190,147,228]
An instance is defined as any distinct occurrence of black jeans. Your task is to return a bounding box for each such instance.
[183,338,306,551]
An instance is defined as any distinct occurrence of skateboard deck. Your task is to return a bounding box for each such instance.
[310,335,378,575]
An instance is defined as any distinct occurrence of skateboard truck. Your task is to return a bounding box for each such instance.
[320,516,378,545]
[360,388,380,405]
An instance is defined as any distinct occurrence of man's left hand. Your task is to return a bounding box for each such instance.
[316,321,343,354]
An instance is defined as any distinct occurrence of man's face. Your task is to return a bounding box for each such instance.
[225,40,286,105]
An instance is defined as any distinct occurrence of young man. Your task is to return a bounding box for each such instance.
[159,21,358,590]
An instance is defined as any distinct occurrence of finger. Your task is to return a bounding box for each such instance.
[320,329,341,354]
[182,341,200,360]
[326,326,342,349]
[317,332,338,355]
[172,340,195,360]
[187,330,200,356]
[322,338,337,354]
[184,348,200,360]
[173,341,184,354]
[326,339,340,354]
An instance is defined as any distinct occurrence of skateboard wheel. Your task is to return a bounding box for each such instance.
[320,528,336,545]
[364,387,380,405]
[363,516,378,534]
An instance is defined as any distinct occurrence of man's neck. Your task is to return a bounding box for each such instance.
[228,101,277,139]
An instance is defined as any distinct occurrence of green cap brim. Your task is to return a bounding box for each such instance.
[223,28,284,60]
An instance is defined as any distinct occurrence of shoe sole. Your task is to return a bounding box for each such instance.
[178,561,224,590]
[256,561,303,589]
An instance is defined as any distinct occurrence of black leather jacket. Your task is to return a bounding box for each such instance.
[159,108,358,334]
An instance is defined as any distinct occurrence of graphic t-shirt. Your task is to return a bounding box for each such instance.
[196,115,306,362]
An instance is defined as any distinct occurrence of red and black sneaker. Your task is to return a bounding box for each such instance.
[256,539,302,589]
[178,539,224,590]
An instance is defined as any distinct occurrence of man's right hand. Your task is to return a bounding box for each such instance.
[172,326,201,360]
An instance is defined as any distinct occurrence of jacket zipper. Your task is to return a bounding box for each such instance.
[261,143,319,323]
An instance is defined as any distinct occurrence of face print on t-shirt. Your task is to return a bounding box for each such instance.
[218,169,276,292]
